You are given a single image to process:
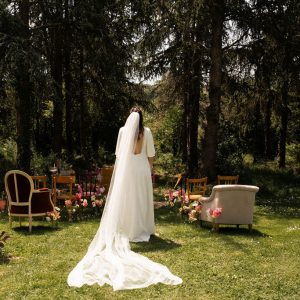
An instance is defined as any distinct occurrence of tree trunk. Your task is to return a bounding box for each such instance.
[64,0,73,155]
[279,80,289,168]
[15,0,32,172]
[79,47,89,158]
[201,0,224,181]
[51,1,64,157]
[264,90,273,158]
[187,67,201,177]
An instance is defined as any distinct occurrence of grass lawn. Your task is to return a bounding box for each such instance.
[0,202,299,300]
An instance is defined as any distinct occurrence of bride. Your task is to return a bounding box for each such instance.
[67,108,182,290]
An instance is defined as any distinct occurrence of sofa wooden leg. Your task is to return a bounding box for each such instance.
[9,216,12,228]
[19,217,21,227]
[213,223,219,233]
[236,224,239,229]
[248,224,252,232]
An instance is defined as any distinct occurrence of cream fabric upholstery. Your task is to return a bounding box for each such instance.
[200,185,259,227]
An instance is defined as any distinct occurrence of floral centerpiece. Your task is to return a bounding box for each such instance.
[206,208,223,231]
[179,200,202,223]
[60,184,106,221]
[206,207,223,220]
[164,189,186,207]
[46,207,61,223]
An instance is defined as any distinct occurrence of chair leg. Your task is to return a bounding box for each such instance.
[29,217,32,232]
[19,217,21,227]
[248,224,252,232]
[9,215,12,228]
[236,224,239,229]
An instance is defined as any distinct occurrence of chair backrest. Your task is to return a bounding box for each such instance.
[217,175,239,185]
[5,170,34,205]
[101,167,114,194]
[186,177,208,197]
[52,175,76,206]
[31,175,47,189]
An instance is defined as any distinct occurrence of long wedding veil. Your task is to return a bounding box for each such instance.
[67,112,182,290]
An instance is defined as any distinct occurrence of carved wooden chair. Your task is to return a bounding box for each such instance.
[52,175,76,207]
[217,175,239,185]
[31,175,47,190]
[100,167,114,194]
[186,177,208,202]
[5,170,54,232]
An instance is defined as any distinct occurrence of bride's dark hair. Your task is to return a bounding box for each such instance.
[130,107,144,139]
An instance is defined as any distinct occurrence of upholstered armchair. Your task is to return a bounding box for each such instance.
[5,170,54,232]
[200,184,259,232]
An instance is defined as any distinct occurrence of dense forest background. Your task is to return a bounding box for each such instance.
[0,0,299,189]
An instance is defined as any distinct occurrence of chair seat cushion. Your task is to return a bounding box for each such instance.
[189,195,202,201]
[10,191,53,214]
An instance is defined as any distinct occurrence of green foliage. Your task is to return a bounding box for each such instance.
[216,122,245,175]
[286,143,300,165]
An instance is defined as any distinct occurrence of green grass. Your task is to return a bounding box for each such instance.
[1,163,299,300]
[0,204,299,300]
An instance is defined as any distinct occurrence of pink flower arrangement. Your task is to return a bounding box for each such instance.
[206,208,223,220]
[46,210,61,221]
[179,201,202,222]
[164,189,186,207]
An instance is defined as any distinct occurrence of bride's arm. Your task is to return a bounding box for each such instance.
[148,156,155,171]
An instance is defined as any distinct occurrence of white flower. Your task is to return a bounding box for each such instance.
[45,217,51,222]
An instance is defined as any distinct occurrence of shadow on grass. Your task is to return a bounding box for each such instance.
[154,206,182,225]
[12,224,63,235]
[0,252,11,265]
[131,234,181,253]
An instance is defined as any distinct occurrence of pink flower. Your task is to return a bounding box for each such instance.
[82,199,88,207]
[100,187,105,194]
[173,191,179,197]
[95,199,104,207]
[77,184,83,194]
[0,200,6,211]
[195,204,202,212]
[207,207,222,219]
[76,193,82,200]
[65,199,72,207]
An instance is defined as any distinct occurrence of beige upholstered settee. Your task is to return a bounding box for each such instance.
[200,184,259,232]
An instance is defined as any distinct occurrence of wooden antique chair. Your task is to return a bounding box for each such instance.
[100,167,114,194]
[217,175,239,185]
[52,175,76,207]
[186,177,208,202]
[31,175,47,190]
[4,170,54,232]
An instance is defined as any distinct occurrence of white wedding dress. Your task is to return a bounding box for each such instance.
[67,112,182,291]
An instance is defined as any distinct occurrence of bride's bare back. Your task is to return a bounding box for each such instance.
[134,135,144,154]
